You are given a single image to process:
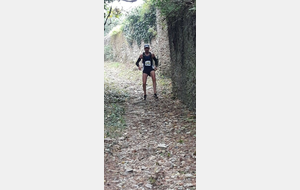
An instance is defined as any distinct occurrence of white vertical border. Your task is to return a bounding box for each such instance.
[198,0,300,189]
[0,0,103,189]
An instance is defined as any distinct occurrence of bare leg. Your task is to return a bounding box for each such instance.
[142,73,148,95]
[150,70,156,94]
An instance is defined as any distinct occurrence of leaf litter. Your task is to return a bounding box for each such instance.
[104,62,196,189]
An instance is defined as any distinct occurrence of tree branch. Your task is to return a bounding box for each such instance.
[104,6,112,30]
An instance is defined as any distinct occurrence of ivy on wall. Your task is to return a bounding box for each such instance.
[122,1,157,47]
[149,0,195,18]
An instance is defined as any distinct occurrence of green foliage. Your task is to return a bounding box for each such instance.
[104,0,116,18]
[104,17,121,36]
[149,177,156,184]
[149,0,195,18]
[166,1,196,111]
[104,0,122,31]
[189,6,196,12]
[167,152,171,157]
[148,27,157,37]
[122,1,157,47]
[104,74,129,138]
[104,45,113,61]
[109,24,123,37]
[140,0,152,19]
[104,103,127,138]
[149,0,179,17]
[109,62,120,68]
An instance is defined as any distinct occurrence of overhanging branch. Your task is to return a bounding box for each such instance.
[104,6,112,30]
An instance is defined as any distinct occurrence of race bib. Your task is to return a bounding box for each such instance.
[145,60,151,66]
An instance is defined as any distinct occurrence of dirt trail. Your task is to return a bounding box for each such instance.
[104,62,196,190]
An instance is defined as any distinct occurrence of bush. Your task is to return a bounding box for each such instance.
[104,45,113,61]
[109,25,123,37]
[104,17,122,36]
[122,1,157,47]
[149,0,195,18]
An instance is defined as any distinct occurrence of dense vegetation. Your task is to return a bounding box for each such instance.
[164,1,196,110]
[149,0,195,18]
[105,0,157,47]
[122,1,157,46]
[104,0,122,31]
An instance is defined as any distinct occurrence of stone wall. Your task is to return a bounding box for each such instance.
[104,9,171,77]
[167,6,196,110]
[105,31,159,66]
[155,9,171,77]
[104,6,196,111]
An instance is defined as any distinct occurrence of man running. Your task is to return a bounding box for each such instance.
[135,44,159,100]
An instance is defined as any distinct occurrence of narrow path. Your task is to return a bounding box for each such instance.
[104,62,196,190]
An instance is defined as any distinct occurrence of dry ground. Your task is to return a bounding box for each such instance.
[104,62,196,190]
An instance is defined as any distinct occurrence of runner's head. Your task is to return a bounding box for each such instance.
[144,44,150,53]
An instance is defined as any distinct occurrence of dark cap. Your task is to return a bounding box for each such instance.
[144,44,150,48]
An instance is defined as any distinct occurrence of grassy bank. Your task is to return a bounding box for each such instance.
[104,63,129,138]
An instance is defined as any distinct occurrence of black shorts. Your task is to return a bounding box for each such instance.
[143,67,154,76]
